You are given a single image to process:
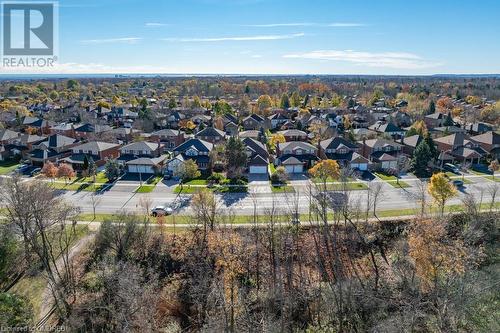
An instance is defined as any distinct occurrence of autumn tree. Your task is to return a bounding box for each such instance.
[309,159,340,190]
[428,172,457,215]
[268,133,285,153]
[408,218,467,292]
[256,94,272,114]
[57,163,75,184]
[41,161,58,180]
[488,159,499,181]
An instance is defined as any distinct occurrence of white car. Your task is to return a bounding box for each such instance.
[150,205,173,217]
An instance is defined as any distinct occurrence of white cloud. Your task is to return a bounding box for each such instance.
[80,37,142,44]
[245,22,365,28]
[327,22,366,27]
[283,50,441,69]
[0,62,177,74]
[245,23,315,27]
[251,54,262,58]
[161,33,304,42]
[145,22,168,27]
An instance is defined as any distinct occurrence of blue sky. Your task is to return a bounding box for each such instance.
[3,0,500,74]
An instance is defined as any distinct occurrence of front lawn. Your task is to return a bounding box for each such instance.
[0,159,20,175]
[48,172,112,192]
[469,169,500,182]
[135,176,163,193]
[174,184,248,194]
[271,185,295,193]
[374,172,411,188]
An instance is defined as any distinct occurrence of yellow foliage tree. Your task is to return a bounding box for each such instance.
[268,133,285,153]
[408,219,467,292]
[309,159,340,189]
[428,172,457,215]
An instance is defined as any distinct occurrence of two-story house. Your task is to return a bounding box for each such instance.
[275,141,319,173]
[268,113,289,129]
[368,121,406,138]
[168,138,213,173]
[277,129,308,142]
[118,141,167,175]
[242,137,270,174]
[29,134,78,166]
[318,137,367,170]
[360,138,403,170]
[62,141,121,170]
[242,114,269,131]
[471,131,500,159]
[150,128,186,150]
[195,127,225,144]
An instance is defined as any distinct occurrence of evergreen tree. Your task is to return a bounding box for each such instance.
[279,93,291,109]
[427,100,436,114]
[412,140,432,176]
[443,111,454,126]
[424,133,439,160]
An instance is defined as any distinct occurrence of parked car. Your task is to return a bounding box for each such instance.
[14,164,29,173]
[451,179,464,187]
[443,163,460,174]
[151,205,173,217]
[30,167,42,177]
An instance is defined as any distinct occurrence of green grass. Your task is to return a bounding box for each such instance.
[269,163,276,174]
[174,184,248,194]
[0,159,20,175]
[374,172,411,188]
[183,178,208,185]
[469,170,500,182]
[271,185,295,193]
[135,176,163,193]
[49,172,111,192]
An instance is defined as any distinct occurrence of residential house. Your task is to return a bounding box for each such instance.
[150,128,186,150]
[360,138,403,170]
[195,127,225,144]
[22,116,53,135]
[268,113,289,129]
[170,138,213,172]
[62,141,121,170]
[50,123,75,137]
[239,130,260,140]
[424,112,446,129]
[318,137,366,170]
[4,134,46,160]
[369,121,406,138]
[277,129,308,142]
[390,110,412,128]
[224,121,239,137]
[275,141,319,173]
[29,134,78,166]
[242,114,269,131]
[242,137,270,174]
[434,133,486,164]
[467,122,494,135]
[74,123,113,139]
[471,131,500,159]
[401,135,423,156]
[110,127,142,143]
[117,141,167,174]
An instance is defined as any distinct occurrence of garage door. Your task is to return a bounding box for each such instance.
[285,165,303,173]
[128,165,154,174]
[249,165,267,174]
[352,163,367,171]
[293,165,303,173]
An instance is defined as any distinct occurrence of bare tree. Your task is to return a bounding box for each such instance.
[89,192,102,221]
[486,183,499,211]
[138,195,153,221]
[368,181,385,218]
[1,176,80,319]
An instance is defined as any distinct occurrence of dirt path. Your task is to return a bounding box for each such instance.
[38,232,95,320]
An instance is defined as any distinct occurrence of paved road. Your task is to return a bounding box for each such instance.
[56,174,500,216]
